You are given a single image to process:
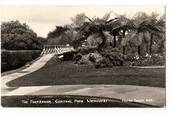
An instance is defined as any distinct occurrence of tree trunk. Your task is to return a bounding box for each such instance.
[98,32,106,51]
[146,42,149,54]
[123,46,126,55]
[138,46,141,56]
[149,34,153,54]
[113,35,116,48]
[122,30,126,55]
[122,30,126,38]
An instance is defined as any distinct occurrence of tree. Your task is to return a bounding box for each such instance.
[47,26,70,45]
[36,36,47,49]
[133,12,165,55]
[122,12,165,56]
[72,12,165,56]
[148,13,165,54]
[47,26,68,38]
[108,13,135,54]
[122,30,142,55]
[47,25,79,45]
[71,13,88,28]
[1,20,44,50]
[72,12,118,50]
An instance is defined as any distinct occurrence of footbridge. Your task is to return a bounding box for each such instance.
[41,45,75,56]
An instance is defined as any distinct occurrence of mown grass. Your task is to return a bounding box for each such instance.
[7,56,165,88]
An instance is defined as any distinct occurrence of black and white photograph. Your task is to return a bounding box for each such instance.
[0,5,166,108]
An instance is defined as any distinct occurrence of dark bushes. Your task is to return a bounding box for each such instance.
[95,48,125,68]
[1,50,41,72]
[73,53,82,64]
[74,47,125,68]
[61,51,78,61]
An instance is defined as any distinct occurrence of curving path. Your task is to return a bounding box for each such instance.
[1,54,55,93]
[1,53,165,107]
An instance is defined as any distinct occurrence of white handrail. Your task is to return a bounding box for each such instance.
[41,45,75,56]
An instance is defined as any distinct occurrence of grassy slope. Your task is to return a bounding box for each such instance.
[7,56,165,88]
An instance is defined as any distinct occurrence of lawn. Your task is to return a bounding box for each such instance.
[7,56,165,88]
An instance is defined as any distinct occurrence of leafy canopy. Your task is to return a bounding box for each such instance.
[1,20,46,50]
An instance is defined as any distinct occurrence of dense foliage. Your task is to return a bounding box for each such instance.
[1,20,46,50]
[68,12,165,67]
[47,25,77,45]
[2,11,165,71]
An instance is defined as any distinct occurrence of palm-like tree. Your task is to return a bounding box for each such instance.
[136,12,164,55]
[73,12,135,53]
[108,13,135,54]
[123,12,165,55]
[72,12,117,50]
[148,13,165,54]
[122,30,143,55]
[72,12,165,56]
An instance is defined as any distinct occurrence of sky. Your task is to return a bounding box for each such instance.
[0,5,165,37]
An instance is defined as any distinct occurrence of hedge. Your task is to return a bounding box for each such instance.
[1,50,41,72]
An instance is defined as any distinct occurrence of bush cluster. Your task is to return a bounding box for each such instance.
[62,51,78,61]
[75,52,103,65]
[73,47,125,68]
[95,48,125,68]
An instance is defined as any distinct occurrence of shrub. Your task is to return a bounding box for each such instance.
[60,51,78,61]
[77,52,103,65]
[78,54,93,65]
[1,50,41,72]
[94,58,112,68]
[73,53,82,64]
[75,47,125,68]
[124,53,140,61]
[127,53,165,66]
[99,47,125,66]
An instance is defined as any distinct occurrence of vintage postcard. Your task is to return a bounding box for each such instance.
[0,5,165,107]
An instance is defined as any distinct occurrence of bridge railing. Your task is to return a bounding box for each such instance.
[41,45,74,56]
